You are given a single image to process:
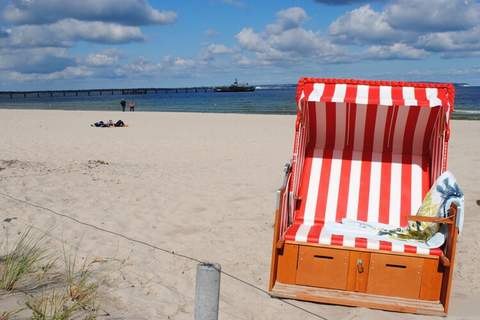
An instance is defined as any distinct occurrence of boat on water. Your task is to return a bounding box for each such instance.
[214,79,255,92]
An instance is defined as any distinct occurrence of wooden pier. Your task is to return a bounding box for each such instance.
[0,87,215,99]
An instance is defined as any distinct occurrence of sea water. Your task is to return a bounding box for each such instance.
[0,85,478,119]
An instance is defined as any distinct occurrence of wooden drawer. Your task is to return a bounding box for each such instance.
[296,246,349,290]
[367,253,424,299]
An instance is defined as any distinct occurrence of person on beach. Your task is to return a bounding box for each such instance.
[92,120,108,127]
[129,101,136,112]
[115,120,126,127]
[120,99,126,112]
[91,120,127,127]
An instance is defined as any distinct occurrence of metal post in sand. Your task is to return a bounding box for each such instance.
[195,262,221,320]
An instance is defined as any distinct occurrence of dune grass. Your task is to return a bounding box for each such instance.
[63,249,98,316]
[0,228,48,291]
[26,288,95,320]
[0,228,101,320]
[0,309,24,320]
[26,289,73,320]
[24,248,98,320]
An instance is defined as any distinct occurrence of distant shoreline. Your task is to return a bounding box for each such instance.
[0,85,478,119]
[0,106,478,120]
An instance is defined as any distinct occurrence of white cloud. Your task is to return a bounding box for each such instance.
[3,0,177,26]
[113,55,198,78]
[206,44,234,55]
[0,19,144,48]
[236,28,286,63]
[2,51,196,83]
[5,66,93,82]
[365,43,428,60]
[270,27,340,57]
[276,7,308,25]
[0,47,74,73]
[114,57,162,77]
[235,7,344,66]
[329,5,405,44]
[0,1,176,82]
[265,7,309,35]
[169,57,196,68]
[385,0,480,32]
[234,54,256,66]
[406,66,480,77]
[328,0,480,59]
[42,66,94,80]
[85,49,120,67]
[198,44,236,63]
[236,28,268,52]
[417,26,480,54]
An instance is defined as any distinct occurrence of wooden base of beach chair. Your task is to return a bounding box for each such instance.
[269,207,458,316]
[270,282,446,316]
[270,243,447,315]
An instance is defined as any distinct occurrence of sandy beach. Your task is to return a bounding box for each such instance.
[0,109,479,319]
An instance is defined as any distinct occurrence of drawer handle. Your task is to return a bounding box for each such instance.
[385,263,407,269]
[314,255,333,260]
[356,259,364,273]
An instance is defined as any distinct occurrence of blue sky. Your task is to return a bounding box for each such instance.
[0,0,479,90]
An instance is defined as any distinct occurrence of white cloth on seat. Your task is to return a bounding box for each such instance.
[322,219,446,249]
[324,171,464,249]
[320,170,464,249]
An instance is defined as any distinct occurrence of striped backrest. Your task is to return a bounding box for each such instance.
[291,78,455,228]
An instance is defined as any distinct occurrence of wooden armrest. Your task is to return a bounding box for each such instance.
[276,239,285,250]
[408,215,454,224]
[440,253,451,267]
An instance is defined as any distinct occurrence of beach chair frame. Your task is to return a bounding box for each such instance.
[268,78,458,316]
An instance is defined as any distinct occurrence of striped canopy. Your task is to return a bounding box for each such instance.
[283,78,456,256]
[297,78,454,110]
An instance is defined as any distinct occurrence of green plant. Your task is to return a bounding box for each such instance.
[1,308,25,320]
[63,250,98,310]
[26,289,80,320]
[1,229,101,320]
[0,228,47,291]
[25,251,99,320]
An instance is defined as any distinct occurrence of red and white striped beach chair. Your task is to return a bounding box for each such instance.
[269,78,459,315]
